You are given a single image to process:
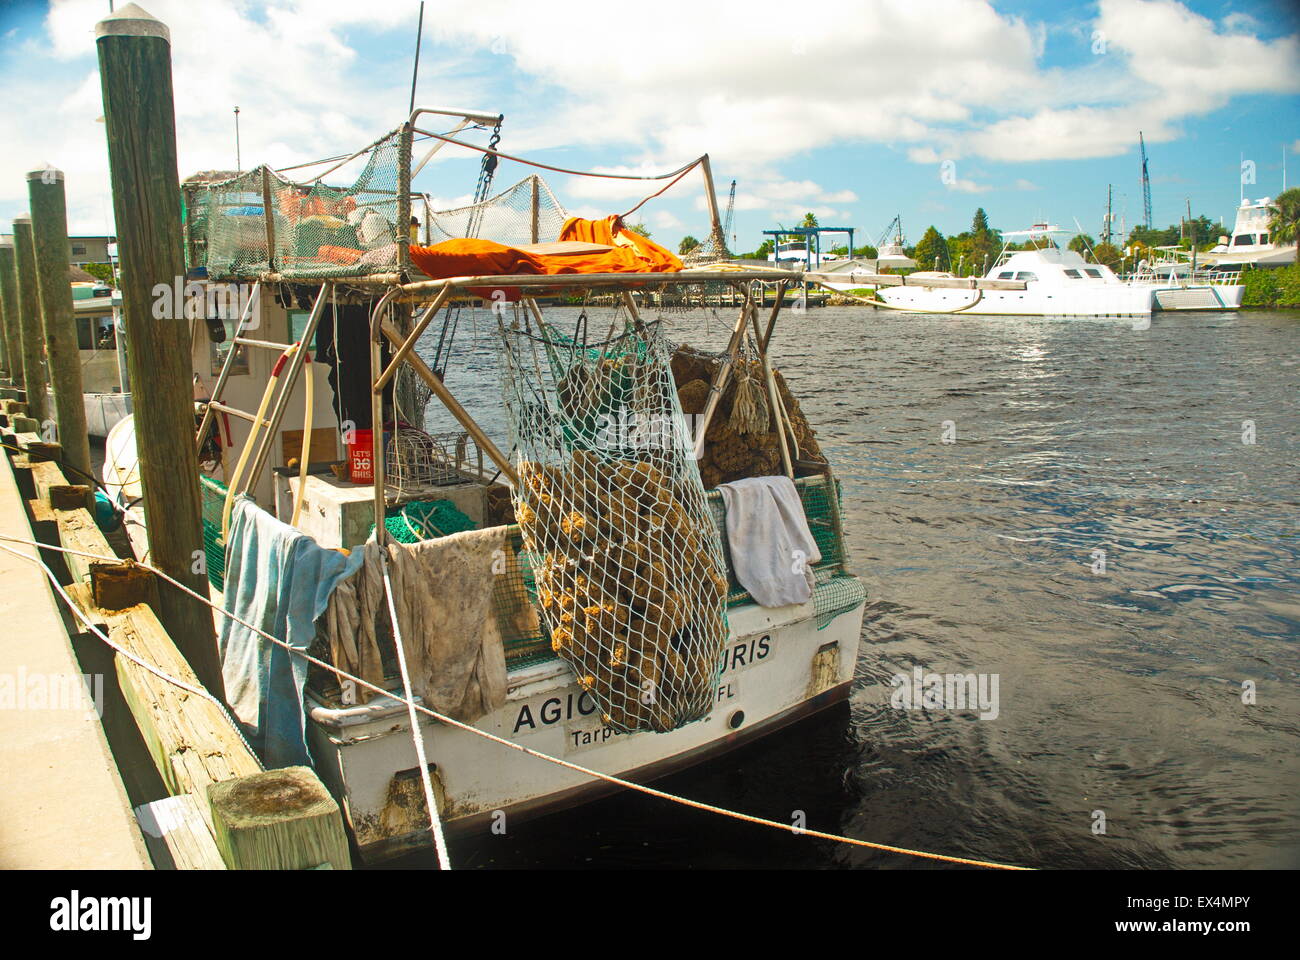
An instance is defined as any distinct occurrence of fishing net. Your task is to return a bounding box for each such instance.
[498,307,730,733]
[421,175,568,247]
[372,498,476,544]
[190,129,406,281]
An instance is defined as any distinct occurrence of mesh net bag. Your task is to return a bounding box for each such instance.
[499,308,730,733]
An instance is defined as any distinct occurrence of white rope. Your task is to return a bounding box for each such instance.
[0,532,1029,870]
[380,553,452,870]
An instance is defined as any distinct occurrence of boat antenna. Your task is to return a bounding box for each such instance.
[234,105,241,174]
[1072,216,1100,263]
[408,1,425,116]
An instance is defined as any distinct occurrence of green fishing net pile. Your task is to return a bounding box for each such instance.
[371,498,476,544]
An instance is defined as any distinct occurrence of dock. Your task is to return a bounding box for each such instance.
[0,414,352,869]
[0,436,151,867]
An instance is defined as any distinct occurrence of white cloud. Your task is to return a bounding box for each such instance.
[961,0,1300,162]
[651,209,684,230]
[2,0,1296,237]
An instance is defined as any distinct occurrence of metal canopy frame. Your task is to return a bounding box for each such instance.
[362,271,804,546]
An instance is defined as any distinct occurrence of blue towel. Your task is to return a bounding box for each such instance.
[218,496,364,767]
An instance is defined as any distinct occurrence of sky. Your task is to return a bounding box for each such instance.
[0,0,1297,253]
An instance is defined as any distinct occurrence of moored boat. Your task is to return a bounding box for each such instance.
[105,108,867,862]
[868,226,1241,317]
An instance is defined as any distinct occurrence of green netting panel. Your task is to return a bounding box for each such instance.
[423,175,568,247]
[495,528,553,668]
[370,498,475,544]
[813,569,867,630]
[196,129,406,280]
[199,475,228,592]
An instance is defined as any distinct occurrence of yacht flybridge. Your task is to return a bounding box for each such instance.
[1202,196,1297,270]
[809,225,1243,317]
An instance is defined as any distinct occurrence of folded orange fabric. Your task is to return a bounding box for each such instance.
[408,215,682,280]
[317,244,365,265]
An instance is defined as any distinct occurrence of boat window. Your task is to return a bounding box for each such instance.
[1014,272,1038,281]
[1260,233,1268,245]
[1233,234,1254,246]
[1083,268,1103,278]
[1063,269,1082,278]
[997,271,1014,279]
[289,310,318,351]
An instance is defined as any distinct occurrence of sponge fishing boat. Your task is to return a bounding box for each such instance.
[104,107,865,863]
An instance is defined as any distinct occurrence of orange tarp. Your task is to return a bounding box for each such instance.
[408,215,682,280]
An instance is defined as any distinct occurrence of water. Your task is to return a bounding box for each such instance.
[411,306,1299,869]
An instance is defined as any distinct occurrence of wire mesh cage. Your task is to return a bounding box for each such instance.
[384,428,480,499]
[191,128,407,281]
[498,308,730,734]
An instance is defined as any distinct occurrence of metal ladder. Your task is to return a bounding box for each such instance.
[195,280,331,498]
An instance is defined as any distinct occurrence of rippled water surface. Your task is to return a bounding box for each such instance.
[409,306,1299,869]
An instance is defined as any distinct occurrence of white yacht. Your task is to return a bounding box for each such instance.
[875,226,1242,317]
[1202,196,1296,270]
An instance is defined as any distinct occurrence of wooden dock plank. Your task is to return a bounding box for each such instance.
[134,794,227,870]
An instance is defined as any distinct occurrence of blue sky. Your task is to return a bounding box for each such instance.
[1,0,1297,252]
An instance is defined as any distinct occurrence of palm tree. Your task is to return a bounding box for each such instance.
[1267,188,1300,246]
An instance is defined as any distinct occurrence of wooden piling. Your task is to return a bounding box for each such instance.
[0,241,22,390]
[96,3,222,696]
[11,218,50,425]
[0,251,9,381]
[208,767,351,870]
[28,169,93,483]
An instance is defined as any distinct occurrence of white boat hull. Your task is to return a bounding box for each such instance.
[877,283,1155,317]
[84,392,132,438]
[306,590,865,862]
[1151,284,1245,311]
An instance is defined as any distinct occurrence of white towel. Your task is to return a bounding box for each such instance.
[717,476,821,608]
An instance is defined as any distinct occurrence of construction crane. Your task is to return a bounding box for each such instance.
[1102,184,1113,246]
[722,179,736,255]
[1140,132,1152,230]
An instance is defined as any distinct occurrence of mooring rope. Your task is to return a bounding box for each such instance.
[0,533,1030,871]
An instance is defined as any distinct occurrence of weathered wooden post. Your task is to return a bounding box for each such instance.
[28,168,93,482]
[11,217,50,424]
[0,254,9,382]
[0,240,21,390]
[96,3,222,696]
